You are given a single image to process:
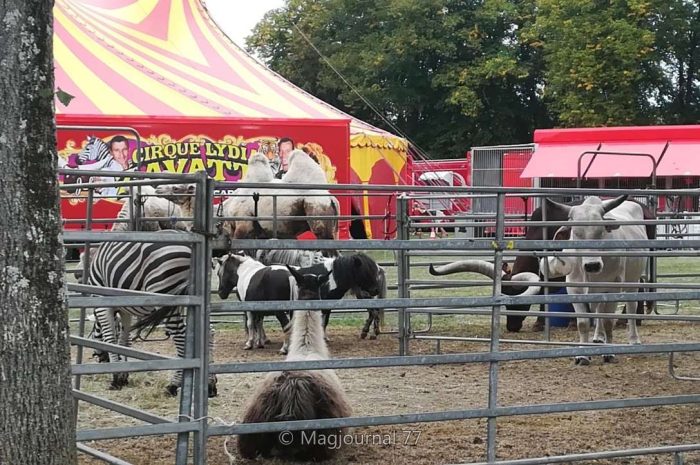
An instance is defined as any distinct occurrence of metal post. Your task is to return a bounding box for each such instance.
[396,195,409,356]
[541,198,551,341]
[128,185,136,231]
[486,192,506,462]
[192,172,212,465]
[674,452,685,465]
[272,195,278,238]
[175,179,200,465]
[174,319,195,463]
[74,187,94,418]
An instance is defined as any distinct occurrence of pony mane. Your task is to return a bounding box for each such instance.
[255,249,327,268]
[331,253,379,291]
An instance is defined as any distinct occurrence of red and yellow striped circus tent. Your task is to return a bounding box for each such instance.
[54,0,411,238]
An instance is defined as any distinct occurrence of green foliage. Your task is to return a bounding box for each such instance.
[531,0,658,126]
[247,0,700,157]
[55,87,75,107]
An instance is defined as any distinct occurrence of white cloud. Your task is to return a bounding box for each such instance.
[205,0,285,47]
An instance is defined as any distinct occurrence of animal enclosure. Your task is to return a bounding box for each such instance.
[63,173,700,465]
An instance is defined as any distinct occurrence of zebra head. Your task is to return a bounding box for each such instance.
[76,136,111,167]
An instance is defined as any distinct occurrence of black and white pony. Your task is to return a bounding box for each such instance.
[214,253,298,354]
[85,235,218,397]
[254,249,386,339]
[237,266,352,461]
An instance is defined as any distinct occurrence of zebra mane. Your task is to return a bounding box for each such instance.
[255,249,327,268]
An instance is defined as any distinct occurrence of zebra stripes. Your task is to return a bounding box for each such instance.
[87,235,216,396]
[77,136,112,169]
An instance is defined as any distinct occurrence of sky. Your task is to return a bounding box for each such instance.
[205,0,285,47]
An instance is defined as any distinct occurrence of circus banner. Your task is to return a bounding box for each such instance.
[58,134,339,198]
[57,116,350,232]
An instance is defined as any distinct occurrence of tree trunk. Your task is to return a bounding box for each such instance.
[0,1,77,464]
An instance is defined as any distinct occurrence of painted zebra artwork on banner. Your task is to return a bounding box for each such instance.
[86,235,217,397]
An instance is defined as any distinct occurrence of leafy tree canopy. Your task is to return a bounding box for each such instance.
[248,0,700,158]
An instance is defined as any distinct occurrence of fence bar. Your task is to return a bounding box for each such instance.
[209,394,700,436]
[412,335,616,347]
[64,231,203,243]
[70,336,174,361]
[213,179,700,197]
[72,358,200,375]
[68,283,184,297]
[461,443,700,465]
[77,422,199,441]
[487,192,506,462]
[72,390,172,425]
[192,173,212,465]
[201,237,700,250]
[396,195,410,355]
[405,307,700,322]
[209,342,700,374]
[76,443,134,465]
[69,295,198,308]
[406,278,700,290]
[669,352,700,381]
[210,291,700,312]
[73,187,93,416]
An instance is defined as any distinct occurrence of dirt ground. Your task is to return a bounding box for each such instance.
[75,316,700,465]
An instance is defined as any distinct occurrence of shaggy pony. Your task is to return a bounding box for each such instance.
[221,150,339,240]
[237,266,352,461]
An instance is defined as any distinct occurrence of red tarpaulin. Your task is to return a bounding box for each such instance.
[522,125,700,179]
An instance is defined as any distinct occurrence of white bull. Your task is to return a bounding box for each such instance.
[541,195,647,365]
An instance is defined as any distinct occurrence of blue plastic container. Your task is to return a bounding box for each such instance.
[548,287,574,327]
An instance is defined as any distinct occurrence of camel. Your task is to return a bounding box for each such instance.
[220,150,339,240]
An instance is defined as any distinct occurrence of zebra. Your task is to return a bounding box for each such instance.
[76,136,112,169]
[86,235,217,397]
[76,186,190,364]
[60,136,113,195]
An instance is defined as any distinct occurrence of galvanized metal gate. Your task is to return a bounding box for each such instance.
[470,144,535,237]
[64,175,700,465]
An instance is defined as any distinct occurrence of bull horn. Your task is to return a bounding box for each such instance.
[544,198,572,217]
[602,195,628,213]
[429,260,504,279]
[509,272,541,297]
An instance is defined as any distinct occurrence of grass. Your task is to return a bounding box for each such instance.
[66,244,700,337]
